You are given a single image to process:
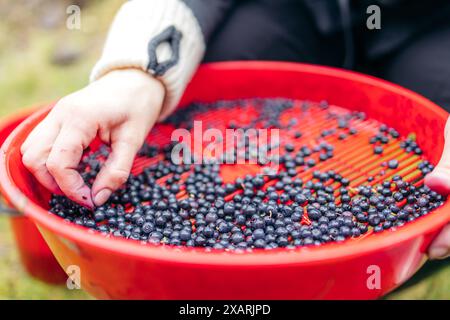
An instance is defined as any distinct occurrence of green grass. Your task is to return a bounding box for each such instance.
[0,0,448,300]
[0,216,89,299]
[387,259,450,299]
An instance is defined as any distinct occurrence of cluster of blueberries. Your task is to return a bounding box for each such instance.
[49,99,445,250]
[370,124,423,158]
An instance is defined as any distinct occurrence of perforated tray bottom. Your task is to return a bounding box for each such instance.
[113,99,430,240]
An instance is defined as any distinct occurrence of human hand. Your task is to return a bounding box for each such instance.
[21,69,165,208]
[424,116,450,260]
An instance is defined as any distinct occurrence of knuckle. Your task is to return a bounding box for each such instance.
[65,179,84,193]
[117,136,142,152]
[20,143,28,156]
[108,168,129,186]
[68,120,91,133]
[45,158,61,175]
[52,99,79,119]
[56,95,77,108]
[22,152,38,169]
[66,117,97,138]
[52,100,69,114]
[53,142,79,156]
[119,131,138,141]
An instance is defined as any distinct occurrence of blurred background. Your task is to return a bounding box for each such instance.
[0,0,449,299]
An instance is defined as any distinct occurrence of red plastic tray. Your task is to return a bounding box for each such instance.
[1,62,449,299]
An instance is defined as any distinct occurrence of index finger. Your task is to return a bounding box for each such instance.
[46,125,95,208]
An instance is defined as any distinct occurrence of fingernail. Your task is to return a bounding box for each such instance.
[93,189,112,207]
[429,246,450,260]
[77,187,94,209]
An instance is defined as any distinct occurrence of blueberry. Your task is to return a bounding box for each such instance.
[231,233,244,244]
[223,203,235,215]
[94,211,105,222]
[195,235,206,246]
[417,197,428,207]
[275,227,288,237]
[285,143,295,152]
[218,222,230,233]
[307,208,321,221]
[294,193,308,205]
[142,222,155,234]
[203,225,215,238]
[277,236,289,247]
[387,159,399,169]
[368,214,381,226]
[306,159,316,167]
[205,212,218,223]
[105,208,117,218]
[254,239,267,248]
[374,146,383,154]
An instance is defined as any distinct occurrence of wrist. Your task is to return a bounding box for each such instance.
[105,68,164,100]
[95,68,166,116]
[103,68,164,92]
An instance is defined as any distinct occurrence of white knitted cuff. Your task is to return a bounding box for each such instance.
[90,0,206,121]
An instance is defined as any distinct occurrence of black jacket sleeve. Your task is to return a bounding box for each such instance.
[182,0,239,42]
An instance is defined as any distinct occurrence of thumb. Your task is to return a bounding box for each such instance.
[425,116,450,195]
